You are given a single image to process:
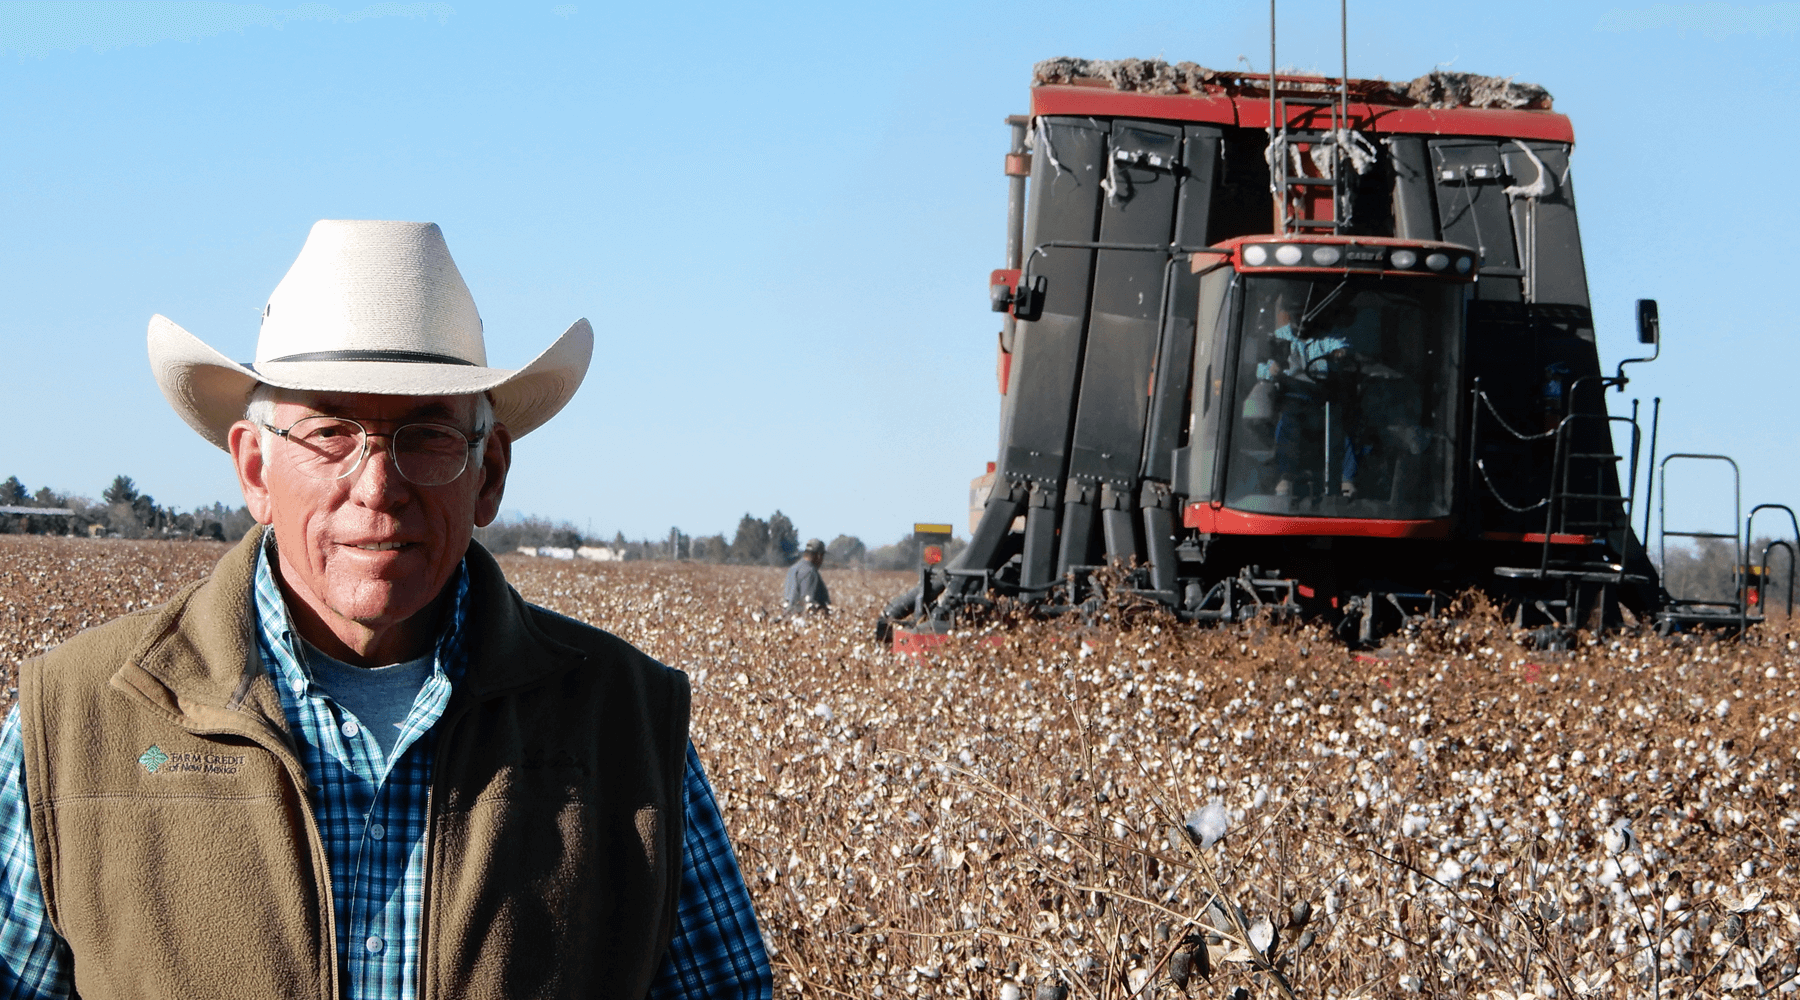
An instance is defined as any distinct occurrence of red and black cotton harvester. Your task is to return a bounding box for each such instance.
[880,58,1796,645]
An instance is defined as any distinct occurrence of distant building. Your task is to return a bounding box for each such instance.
[1,506,77,536]
[577,546,621,562]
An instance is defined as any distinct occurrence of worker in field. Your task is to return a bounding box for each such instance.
[0,221,771,1000]
[783,537,831,615]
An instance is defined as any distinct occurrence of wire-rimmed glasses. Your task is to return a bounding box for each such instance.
[260,416,481,487]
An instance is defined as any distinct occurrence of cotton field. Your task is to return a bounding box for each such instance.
[3,535,1798,999]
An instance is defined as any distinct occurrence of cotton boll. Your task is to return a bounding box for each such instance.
[1603,818,1638,856]
[1185,799,1229,849]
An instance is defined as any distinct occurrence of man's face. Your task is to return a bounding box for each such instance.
[229,391,511,636]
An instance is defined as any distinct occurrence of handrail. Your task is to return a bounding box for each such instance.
[1747,503,1800,624]
[1658,453,1742,621]
[1537,413,1639,576]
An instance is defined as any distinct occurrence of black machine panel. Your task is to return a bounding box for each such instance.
[1501,142,1591,318]
[1058,120,1184,574]
[1388,136,1438,241]
[1000,118,1108,490]
[1142,125,1224,485]
[1430,139,1523,302]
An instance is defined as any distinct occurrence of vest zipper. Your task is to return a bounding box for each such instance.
[415,696,474,1000]
[413,666,574,998]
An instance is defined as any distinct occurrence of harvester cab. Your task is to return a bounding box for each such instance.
[1182,235,1474,526]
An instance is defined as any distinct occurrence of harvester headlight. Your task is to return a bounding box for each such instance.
[1274,244,1303,266]
[1243,245,1268,266]
[1425,252,1450,272]
[1389,249,1417,269]
[1311,245,1342,266]
[1455,256,1473,274]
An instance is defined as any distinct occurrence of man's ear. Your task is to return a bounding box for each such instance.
[229,420,276,525]
[473,422,512,528]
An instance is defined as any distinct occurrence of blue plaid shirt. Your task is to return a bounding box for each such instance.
[0,541,770,999]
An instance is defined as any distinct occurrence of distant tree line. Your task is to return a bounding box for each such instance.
[0,474,255,541]
[476,508,965,570]
[4,473,971,571]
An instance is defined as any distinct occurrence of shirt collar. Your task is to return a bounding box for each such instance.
[251,531,470,697]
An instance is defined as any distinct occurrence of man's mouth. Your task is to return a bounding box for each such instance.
[350,541,410,552]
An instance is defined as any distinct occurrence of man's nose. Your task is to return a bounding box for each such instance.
[349,433,409,502]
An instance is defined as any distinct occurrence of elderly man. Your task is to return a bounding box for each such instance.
[0,221,772,999]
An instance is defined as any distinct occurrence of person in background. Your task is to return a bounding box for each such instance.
[783,538,830,615]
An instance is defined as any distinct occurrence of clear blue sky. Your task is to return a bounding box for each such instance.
[0,1,1793,547]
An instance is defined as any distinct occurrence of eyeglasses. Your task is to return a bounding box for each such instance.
[260,416,482,487]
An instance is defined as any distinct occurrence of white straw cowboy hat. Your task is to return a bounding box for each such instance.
[148,219,593,450]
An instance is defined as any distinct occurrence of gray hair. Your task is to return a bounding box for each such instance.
[244,384,494,467]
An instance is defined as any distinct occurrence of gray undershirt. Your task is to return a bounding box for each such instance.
[298,638,434,761]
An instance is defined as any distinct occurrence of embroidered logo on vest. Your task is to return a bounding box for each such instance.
[136,745,246,776]
[139,745,170,773]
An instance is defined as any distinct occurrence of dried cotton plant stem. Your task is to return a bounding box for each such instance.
[768,961,856,1000]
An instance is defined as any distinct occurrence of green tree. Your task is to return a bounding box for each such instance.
[827,534,866,567]
[102,475,140,506]
[729,514,769,564]
[766,510,798,566]
[692,534,729,562]
[0,477,26,505]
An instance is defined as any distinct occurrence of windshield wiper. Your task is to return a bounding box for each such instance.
[1299,278,1353,331]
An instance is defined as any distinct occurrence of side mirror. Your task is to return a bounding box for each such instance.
[1636,299,1660,345]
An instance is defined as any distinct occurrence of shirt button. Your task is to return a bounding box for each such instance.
[369,824,385,841]
[341,720,360,738]
[365,936,384,954]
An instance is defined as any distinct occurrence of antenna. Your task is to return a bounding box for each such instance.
[1268,0,1279,230]
[1339,0,1349,227]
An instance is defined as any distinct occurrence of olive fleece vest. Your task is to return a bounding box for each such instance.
[18,529,691,1000]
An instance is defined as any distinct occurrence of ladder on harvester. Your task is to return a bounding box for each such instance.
[1268,83,1351,235]
[1479,382,1649,627]
[1541,412,1642,576]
